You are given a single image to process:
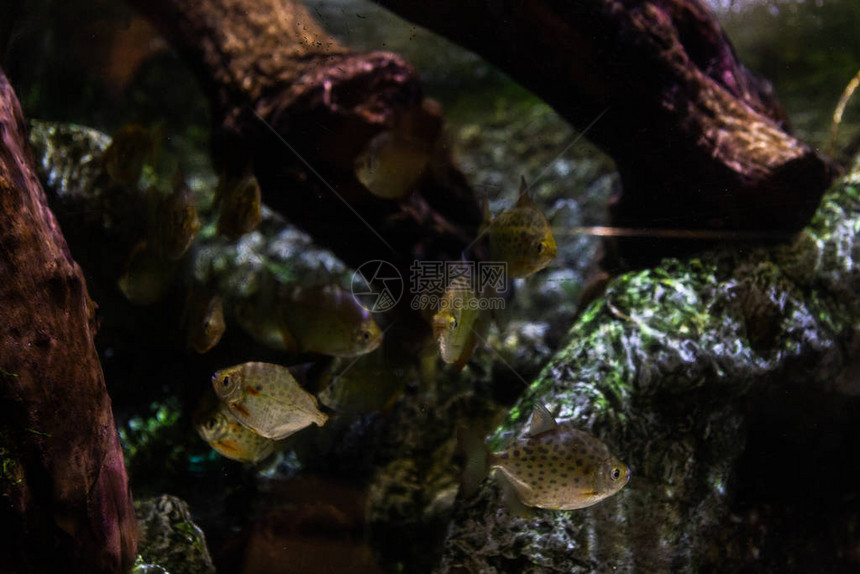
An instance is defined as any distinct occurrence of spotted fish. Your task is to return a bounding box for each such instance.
[215,172,262,240]
[432,274,481,371]
[486,176,557,279]
[212,362,328,440]
[155,170,201,260]
[461,404,629,511]
[117,239,176,305]
[184,286,225,354]
[317,348,408,414]
[195,398,277,464]
[102,123,158,186]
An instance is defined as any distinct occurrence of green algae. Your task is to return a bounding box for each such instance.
[442,165,860,573]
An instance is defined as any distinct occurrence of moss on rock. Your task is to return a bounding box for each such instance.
[440,165,860,573]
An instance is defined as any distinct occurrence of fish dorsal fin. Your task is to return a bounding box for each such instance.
[516,175,533,208]
[528,404,558,437]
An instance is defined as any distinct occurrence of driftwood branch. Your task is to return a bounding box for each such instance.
[371,0,835,264]
[0,70,137,573]
[127,0,483,275]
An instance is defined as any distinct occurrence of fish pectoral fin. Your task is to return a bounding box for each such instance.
[497,472,534,518]
[277,319,300,354]
[453,330,480,373]
[528,403,558,437]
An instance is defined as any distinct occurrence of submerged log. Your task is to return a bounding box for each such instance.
[0,71,137,573]
[371,0,835,265]
[127,0,483,275]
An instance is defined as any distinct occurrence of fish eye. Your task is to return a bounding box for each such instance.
[537,243,543,254]
[222,375,231,387]
[610,467,621,481]
[362,331,371,341]
[451,317,458,329]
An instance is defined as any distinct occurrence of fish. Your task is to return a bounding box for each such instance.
[194,397,277,463]
[215,172,262,239]
[354,102,438,200]
[102,123,158,185]
[432,274,482,371]
[155,171,201,260]
[461,404,630,512]
[317,348,408,414]
[184,285,225,354]
[212,361,328,440]
[486,176,557,279]
[117,239,176,305]
[235,282,384,358]
[233,296,293,352]
[354,130,431,199]
[278,285,383,357]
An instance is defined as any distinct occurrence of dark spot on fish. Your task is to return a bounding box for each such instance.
[513,449,522,457]
[576,458,583,466]
[574,478,581,484]
[523,447,534,455]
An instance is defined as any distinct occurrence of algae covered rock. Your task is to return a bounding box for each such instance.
[135,495,216,574]
[437,171,860,572]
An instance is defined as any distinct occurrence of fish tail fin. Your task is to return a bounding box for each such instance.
[313,410,329,427]
[457,427,491,498]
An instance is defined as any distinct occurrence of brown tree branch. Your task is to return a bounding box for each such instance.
[370,0,835,264]
[127,0,483,275]
[0,70,137,574]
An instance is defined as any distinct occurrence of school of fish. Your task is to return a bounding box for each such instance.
[100,120,622,509]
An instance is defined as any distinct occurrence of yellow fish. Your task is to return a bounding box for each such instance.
[235,283,384,358]
[432,274,481,371]
[278,285,383,357]
[317,348,408,414]
[215,172,262,240]
[195,398,277,464]
[354,102,438,200]
[355,130,431,199]
[487,176,557,279]
[102,123,158,186]
[212,362,328,440]
[233,297,291,351]
[461,404,630,511]
[184,286,225,354]
[117,239,176,305]
[155,171,201,260]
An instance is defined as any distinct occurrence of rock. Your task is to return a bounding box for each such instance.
[135,495,216,574]
[436,165,860,572]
